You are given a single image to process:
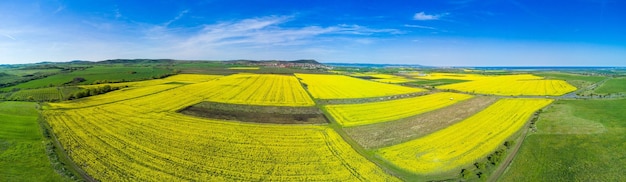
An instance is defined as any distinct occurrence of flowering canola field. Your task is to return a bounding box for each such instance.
[45,73,399,181]
[45,109,397,181]
[414,73,489,81]
[325,92,473,127]
[350,73,414,83]
[377,98,553,174]
[433,74,576,96]
[295,73,425,99]
[51,73,315,110]
[50,84,183,109]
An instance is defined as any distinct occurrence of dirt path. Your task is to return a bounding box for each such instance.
[487,114,534,182]
[39,113,96,182]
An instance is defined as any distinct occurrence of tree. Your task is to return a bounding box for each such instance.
[460,169,474,180]
[72,77,86,84]
[504,141,515,149]
[102,85,112,93]
[476,172,484,179]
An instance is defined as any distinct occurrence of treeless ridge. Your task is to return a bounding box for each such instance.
[344,96,498,149]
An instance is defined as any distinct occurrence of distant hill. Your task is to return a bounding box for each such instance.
[325,63,426,68]
[225,59,321,65]
[98,59,178,64]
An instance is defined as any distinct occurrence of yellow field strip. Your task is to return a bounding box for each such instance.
[295,73,425,99]
[52,74,315,110]
[377,98,553,174]
[418,74,578,96]
[326,92,473,127]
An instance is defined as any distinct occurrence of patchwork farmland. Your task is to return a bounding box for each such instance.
[3,61,621,181]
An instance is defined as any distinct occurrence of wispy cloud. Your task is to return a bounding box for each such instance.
[53,5,65,14]
[1,33,16,40]
[173,16,399,49]
[404,24,437,30]
[413,12,447,20]
[140,16,401,59]
[114,8,122,19]
[164,9,190,26]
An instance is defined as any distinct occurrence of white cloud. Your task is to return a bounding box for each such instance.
[404,24,437,30]
[413,12,446,20]
[169,16,400,54]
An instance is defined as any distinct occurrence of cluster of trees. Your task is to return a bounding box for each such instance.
[68,85,124,100]
[151,73,176,79]
[459,140,515,180]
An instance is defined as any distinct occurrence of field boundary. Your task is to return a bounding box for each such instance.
[488,103,552,182]
[38,107,95,182]
[315,91,432,105]
[317,104,422,181]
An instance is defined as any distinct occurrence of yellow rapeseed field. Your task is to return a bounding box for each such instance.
[78,74,222,89]
[414,73,489,81]
[349,73,414,83]
[50,84,184,109]
[44,74,399,181]
[377,98,553,174]
[52,73,315,110]
[325,92,473,127]
[162,74,224,83]
[436,74,576,96]
[78,79,169,89]
[295,73,425,99]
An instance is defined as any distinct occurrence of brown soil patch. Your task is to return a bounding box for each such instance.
[179,101,328,124]
[344,96,498,149]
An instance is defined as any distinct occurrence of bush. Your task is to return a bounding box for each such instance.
[474,162,486,170]
[504,141,515,149]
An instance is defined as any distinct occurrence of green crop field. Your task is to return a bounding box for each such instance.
[0,68,63,85]
[9,88,62,101]
[534,72,606,89]
[0,102,67,181]
[1,66,172,91]
[594,78,626,94]
[501,99,626,181]
[2,87,85,102]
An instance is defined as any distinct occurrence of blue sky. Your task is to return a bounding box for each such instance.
[1,0,625,66]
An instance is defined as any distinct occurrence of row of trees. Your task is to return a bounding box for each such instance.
[459,140,514,180]
[68,85,124,100]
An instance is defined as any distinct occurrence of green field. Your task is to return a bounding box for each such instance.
[1,87,85,102]
[594,78,626,94]
[1,66,172,91]
[534,72,605,89]
[501,99,626,181]
[0,68,63,86]
[0,102,67,181]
